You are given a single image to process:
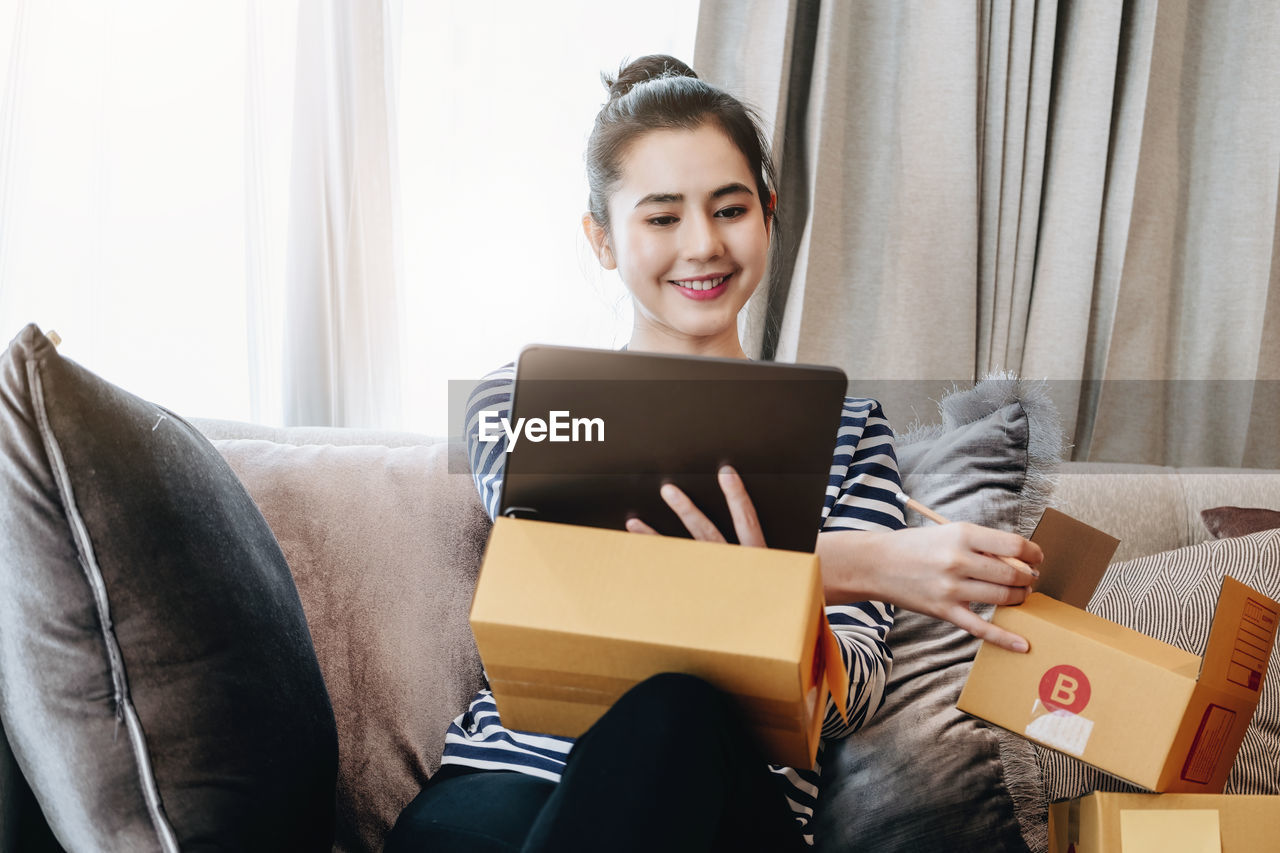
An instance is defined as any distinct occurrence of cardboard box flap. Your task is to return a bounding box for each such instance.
[1197,576,1279,698]
[1030,508,1120,609]
[818,611,850,723]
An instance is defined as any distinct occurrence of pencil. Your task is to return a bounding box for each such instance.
[894,492,1039,580]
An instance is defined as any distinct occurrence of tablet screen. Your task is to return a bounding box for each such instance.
[494,345,847,553]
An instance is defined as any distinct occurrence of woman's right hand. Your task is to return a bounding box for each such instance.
[624,465,766,548]
[816,522,1043,653]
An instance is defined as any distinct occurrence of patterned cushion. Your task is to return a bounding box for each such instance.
[1038,529,1280,800]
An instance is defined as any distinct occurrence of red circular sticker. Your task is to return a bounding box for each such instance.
[1039,664,1091,714]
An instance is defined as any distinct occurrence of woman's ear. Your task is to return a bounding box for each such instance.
[582,213,616,270]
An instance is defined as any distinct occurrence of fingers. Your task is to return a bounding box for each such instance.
[952,577,1030,607]
[962,550,1038,590]
[641,469,768,547]
[625,517,659,535]
[943,524,1040,584]
[993,553,1039,581]
[659,483,726,543]
[717,466,766,548]
[962,523,1044,566]
[945,605,1030,653]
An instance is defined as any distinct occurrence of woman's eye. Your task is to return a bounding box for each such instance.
[715,206,748,219]
[647,215,678,226]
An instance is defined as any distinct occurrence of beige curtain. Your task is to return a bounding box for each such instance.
[696,0,1280,467]
[282,0,404,428]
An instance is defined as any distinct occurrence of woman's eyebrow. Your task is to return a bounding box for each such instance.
[634,183,754,208]
[634,192,682,208]
[710,182,753,199]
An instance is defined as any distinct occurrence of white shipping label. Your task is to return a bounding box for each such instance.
[1024,702,1094,756]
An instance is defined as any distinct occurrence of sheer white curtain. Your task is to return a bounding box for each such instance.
[0,1,699,433]
[396,2,699,435]
[0,0,297,422]
[282,0,404,428]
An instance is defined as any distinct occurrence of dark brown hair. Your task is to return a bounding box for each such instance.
[586,55,776,232]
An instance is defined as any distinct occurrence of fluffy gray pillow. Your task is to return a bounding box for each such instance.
[1038,528,1280,801]
[814,376,1063,853]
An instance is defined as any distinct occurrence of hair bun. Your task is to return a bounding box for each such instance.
[602,55,698,101]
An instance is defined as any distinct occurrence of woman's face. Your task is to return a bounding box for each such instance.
[586,123,771,358]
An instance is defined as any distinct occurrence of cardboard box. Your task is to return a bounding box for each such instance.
[1049,792,1280,852]
[469,516,849,769]
[958,510,1280,792]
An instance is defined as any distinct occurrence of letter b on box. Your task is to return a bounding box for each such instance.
[1039,664,1090,714]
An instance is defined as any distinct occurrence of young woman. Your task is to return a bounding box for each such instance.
[387,55,1042,852]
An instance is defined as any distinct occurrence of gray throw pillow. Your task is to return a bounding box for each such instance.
[814,376,1063,853]
[1038,528,1280,801]
[0,324,338,851]
[0,727,58,852]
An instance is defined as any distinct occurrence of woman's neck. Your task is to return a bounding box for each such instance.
[626,327,749,361]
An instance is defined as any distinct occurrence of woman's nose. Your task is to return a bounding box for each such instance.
[682,213,723,262]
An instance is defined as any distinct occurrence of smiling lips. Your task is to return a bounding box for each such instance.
[669,272,732,301]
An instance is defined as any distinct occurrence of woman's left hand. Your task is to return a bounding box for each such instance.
[624,465,767,548]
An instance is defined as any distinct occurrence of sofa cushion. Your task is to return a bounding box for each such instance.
[814,376,1063,853]
[210,437,490,853]
[1038,528,1280,801]
[0,324,337,850]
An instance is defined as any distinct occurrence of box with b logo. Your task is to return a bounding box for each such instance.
[957,509,1280,792]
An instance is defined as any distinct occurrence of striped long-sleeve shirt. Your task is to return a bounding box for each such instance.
[442,362,906,846]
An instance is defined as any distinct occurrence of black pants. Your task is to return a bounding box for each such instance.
[385,673,807,853]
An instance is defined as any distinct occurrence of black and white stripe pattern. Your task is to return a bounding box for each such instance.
[450,363,905,845]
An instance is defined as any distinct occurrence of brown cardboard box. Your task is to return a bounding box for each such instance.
[1049,792,1280,852]
[469,516,849,769]
[958,511,1280,792]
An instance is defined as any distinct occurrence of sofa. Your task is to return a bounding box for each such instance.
[199,386,1280,852]
[3,324,1279,852]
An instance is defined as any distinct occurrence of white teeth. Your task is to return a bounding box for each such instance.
[674,275,726,291]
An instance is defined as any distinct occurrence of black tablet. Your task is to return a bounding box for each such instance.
[492,345,848,553]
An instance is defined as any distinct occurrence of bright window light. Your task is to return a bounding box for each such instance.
[0,1,699,432]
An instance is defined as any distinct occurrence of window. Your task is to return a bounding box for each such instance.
[0,1,699,432]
